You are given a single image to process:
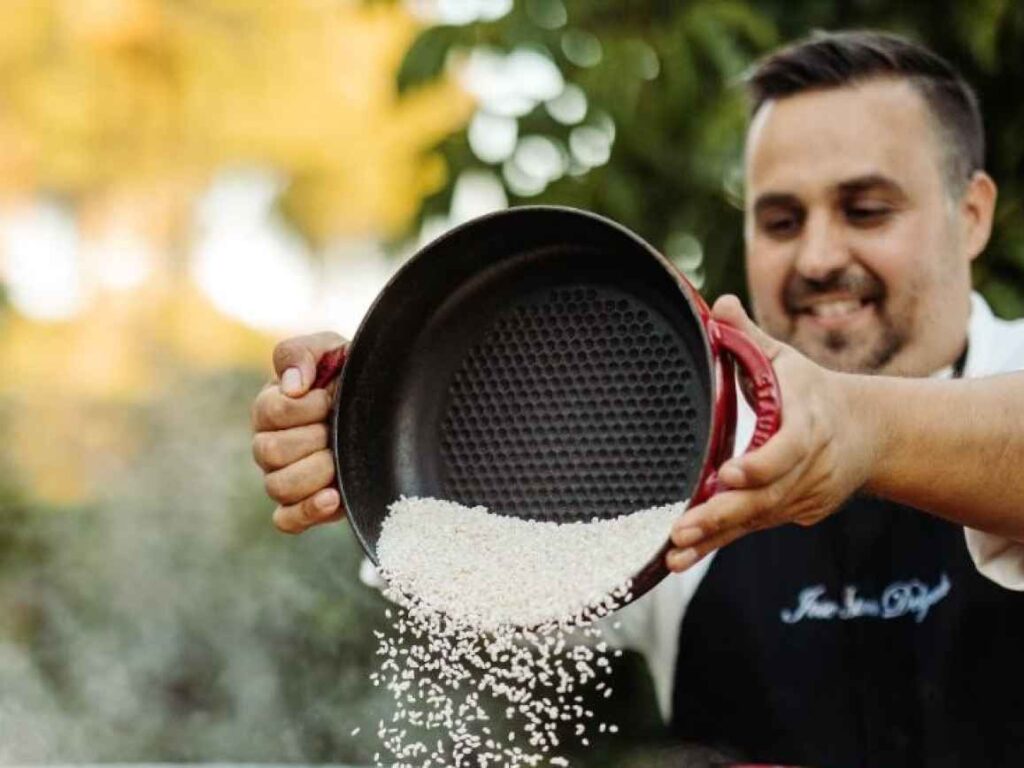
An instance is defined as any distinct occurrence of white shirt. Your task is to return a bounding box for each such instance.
[611,291,1024,719]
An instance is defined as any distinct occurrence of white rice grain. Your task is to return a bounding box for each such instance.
[377,497,684,631]
[370,496,685,768]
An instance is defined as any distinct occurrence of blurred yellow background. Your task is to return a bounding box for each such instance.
[0,0,471,503]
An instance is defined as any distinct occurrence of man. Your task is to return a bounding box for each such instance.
[251,31,1024,766]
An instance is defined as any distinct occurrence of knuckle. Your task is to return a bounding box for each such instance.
[274,338,322,378]
[739,513,762,532]
[809,422,829,452]
[809,404,832,445]
[254,433,283,468]
[320,332,347,349]
[263,472,288,503]
[265,394,293,428]
[298,497,322,526]
[251,433,269,466]
[311,421,330,448]
[744,460,768,485]
[702,513,724,536]
[250,392,264,430]
[272,339,301,369]
[310,389,332,419]
[314,448,335,475]
[314,465,336,492]
[763,483,786,510]
[805,400,819,429]
[252,388,275,428]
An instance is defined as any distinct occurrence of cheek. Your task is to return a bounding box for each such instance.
[851,216,936,298]
[745,247,789,320]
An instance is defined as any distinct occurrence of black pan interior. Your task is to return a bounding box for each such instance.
[333,208,713,563]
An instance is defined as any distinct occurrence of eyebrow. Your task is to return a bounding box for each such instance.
[752,193,803,217]
[836,173,907,199]
[752,173,908,215]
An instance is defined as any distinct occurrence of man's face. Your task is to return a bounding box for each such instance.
[744,78,974,376]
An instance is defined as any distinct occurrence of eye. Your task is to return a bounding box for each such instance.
[845,203,892,225]
[760,212,802,238]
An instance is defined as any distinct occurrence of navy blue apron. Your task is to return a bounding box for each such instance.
[671,356,1024,767]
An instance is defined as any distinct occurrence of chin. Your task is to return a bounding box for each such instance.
[793,331,904,375]
[809,349,886,374]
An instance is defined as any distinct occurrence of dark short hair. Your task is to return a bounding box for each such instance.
[745,30,984,194]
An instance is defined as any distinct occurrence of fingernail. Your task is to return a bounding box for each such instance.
[314,488,339,512]
[668,548,699,571]
[672,526,703,548]
[281,367,303,396]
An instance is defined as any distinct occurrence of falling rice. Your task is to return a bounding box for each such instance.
[369,496,685,768]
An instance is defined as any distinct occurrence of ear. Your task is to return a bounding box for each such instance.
[960,171,998,262]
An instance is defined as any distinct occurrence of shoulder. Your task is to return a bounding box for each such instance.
[965,292,1024,376]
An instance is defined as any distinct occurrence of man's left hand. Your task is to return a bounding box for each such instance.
[666,295,881,572]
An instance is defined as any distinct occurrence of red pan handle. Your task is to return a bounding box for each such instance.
[715,322,782,454]
[312,345,349,390]
[308,344,348,493]
[683,320,783,507]
[691,319,783,504]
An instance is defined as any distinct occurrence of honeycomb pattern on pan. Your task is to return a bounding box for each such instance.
[439,284,704,522]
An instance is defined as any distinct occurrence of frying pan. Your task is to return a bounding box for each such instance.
[313,206,781,603]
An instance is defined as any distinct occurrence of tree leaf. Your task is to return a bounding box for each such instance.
[397,25,464,93]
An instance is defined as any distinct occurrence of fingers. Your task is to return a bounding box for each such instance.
[252,385,332,432]
[667,487,836,572]
[263,449,335,506]
[252,422,329,472]
[667,459,804,568]
[711,294,783,360]
[272,488,345,534]
[272,332,348,397]
[710,293,748,325]
[718,422,808,489]
[666,490,762,573]
[670,490,765,548]
[256,331,348,536]
[666,525,744,572]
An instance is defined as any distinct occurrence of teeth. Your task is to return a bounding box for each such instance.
[808,299,862,318]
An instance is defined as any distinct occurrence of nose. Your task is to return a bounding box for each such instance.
[793,210,851,281]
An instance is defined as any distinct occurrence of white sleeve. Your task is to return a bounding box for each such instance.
[960,298,1024,590]
[964,529,1024,590]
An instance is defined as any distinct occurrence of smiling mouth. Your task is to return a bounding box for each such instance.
[801,298,872,317]
[790,295,879,325]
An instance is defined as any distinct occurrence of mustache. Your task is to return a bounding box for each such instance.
[783,269,886,312]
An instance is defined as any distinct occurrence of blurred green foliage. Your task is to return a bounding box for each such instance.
[0,373,391,763]
[402,0,1024,317]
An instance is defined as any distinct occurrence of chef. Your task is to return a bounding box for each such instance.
[251,30,1024,766]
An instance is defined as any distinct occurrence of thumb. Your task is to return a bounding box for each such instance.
[272,331,348,398]
[711,294,782,360]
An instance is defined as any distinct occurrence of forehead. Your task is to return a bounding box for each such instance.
[745,78,946,199]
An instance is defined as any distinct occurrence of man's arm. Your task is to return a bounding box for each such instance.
[667,295,1024,572]
[856,372,1024,539]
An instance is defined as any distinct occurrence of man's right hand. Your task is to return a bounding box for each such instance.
[251,332,349,534]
